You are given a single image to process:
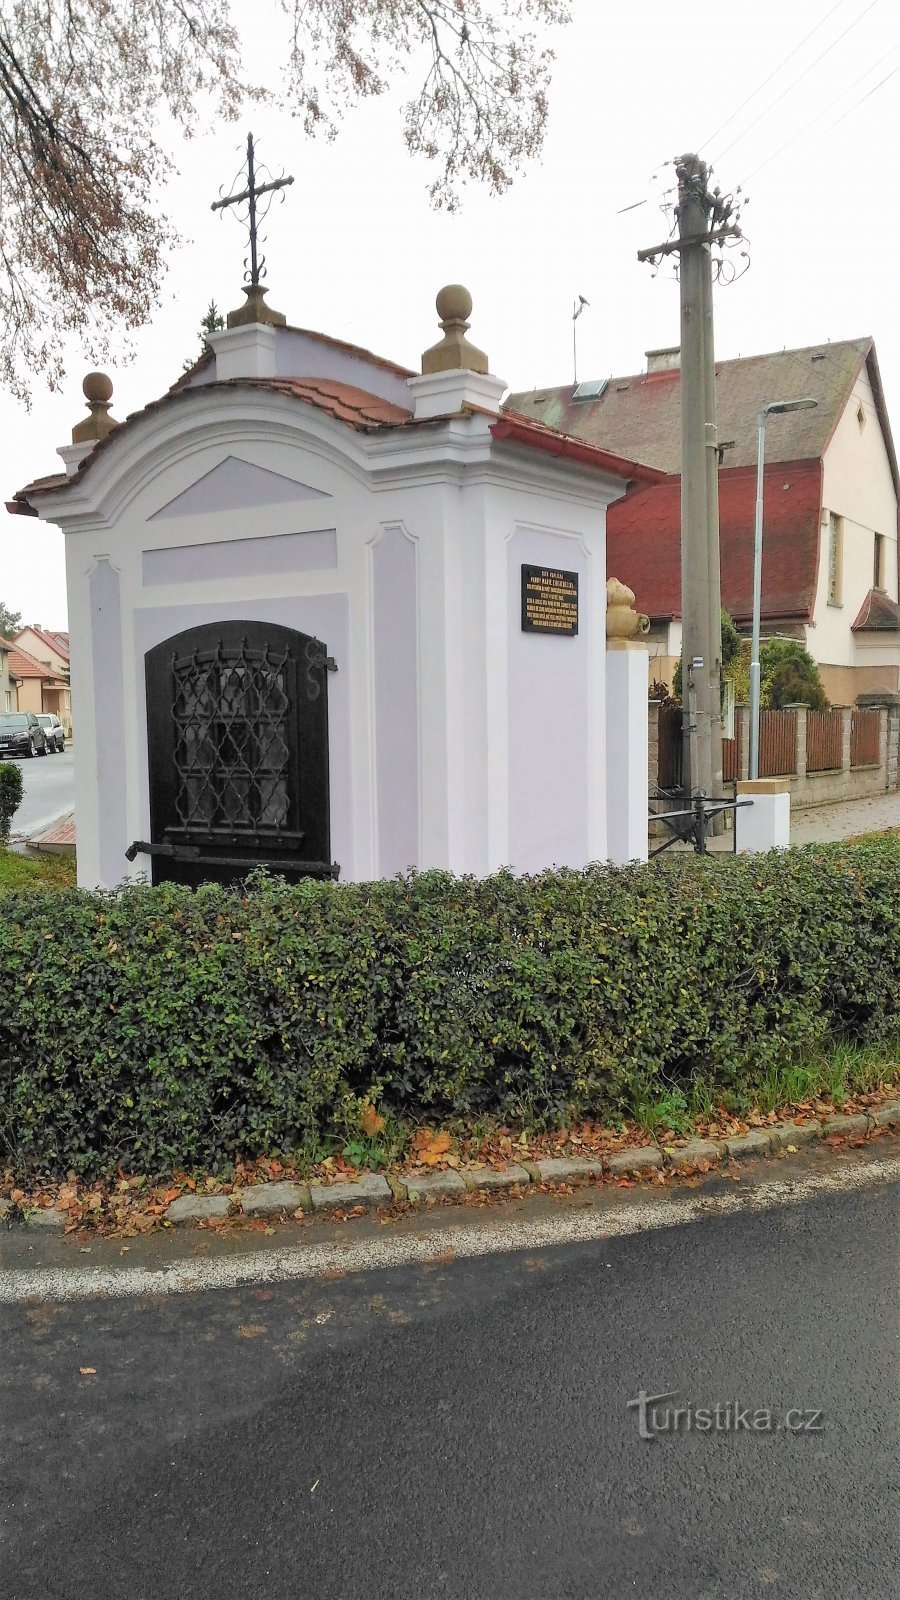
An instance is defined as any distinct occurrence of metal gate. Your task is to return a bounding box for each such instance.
[134,620,336,886]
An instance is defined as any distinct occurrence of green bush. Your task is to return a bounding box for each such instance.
[0,762,23,843]
[1,839,898,1179]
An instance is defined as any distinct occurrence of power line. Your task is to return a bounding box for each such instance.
[701,0,849,151]
[712,0,883,164]
[741,48,899,181]
[754,64,898,178]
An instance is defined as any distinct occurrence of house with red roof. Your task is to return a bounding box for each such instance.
[12,625,72,734]
[0,634,70,729]
[510,338,900,705]
[7,279,660,887]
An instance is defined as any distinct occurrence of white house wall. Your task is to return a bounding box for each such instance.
[816,368,899,671]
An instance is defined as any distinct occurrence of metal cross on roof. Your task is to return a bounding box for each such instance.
[211,133,294,288]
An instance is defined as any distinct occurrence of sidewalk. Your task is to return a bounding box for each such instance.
[790,789,900,844]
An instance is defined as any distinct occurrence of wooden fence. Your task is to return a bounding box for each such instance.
[850,708,880,767]
[806,709,843,773]
[758,708,797,777]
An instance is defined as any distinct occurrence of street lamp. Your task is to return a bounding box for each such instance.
[749,397,819,779]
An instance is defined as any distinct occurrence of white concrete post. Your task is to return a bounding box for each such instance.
[735,778,791,853]
[606,641,649,865]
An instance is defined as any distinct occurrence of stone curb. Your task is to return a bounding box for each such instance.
[7,1104,898,1232]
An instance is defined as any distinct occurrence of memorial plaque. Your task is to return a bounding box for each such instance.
[521,564,579,636]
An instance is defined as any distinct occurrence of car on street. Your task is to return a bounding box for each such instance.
[37,713,66,753]
[0,711,48,758]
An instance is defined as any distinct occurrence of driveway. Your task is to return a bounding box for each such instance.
[2,1146,896,1600]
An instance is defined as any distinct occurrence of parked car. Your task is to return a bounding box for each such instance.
[37,713,66,753]
[0,711,48,758]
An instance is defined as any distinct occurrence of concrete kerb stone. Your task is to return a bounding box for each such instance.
[240,1181,310,1217]
[607,1147,663,1175]
[309,1173,392,1212]
[166,1194,232,1224]
[533,1156,605,1185]
[462,1164,531,1192]
[403,1170,466,1203]
[769,1120,824,1149]
[725,1129,779,1160]
[821,1112,870,1138]
[666,1139,723,1168]
[24,1207,69,1229]
[873,1102,900,1129]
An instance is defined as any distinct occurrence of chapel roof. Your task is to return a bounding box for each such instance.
[9,371,663,515]
[171,323,417,393]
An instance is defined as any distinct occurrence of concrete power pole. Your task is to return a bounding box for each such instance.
[638,155,741,803]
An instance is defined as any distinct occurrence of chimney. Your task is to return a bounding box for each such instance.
[645,346,681,374]
[408,284,507,420]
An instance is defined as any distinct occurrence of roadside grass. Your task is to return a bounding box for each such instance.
[0,848,76,890]
[749,1037,899,1115]
[631,1036,899,1136]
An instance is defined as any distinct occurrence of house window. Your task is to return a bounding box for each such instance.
[827,512,843,606]
[874,533,887,590]
[3,691,10,713]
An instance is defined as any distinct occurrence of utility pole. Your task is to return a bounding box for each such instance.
[638,155,741,804]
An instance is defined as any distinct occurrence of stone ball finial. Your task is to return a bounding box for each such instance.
[72,370,118,446]
[422,282,488,377]
[83,371,113,405]
[435,284,473,326]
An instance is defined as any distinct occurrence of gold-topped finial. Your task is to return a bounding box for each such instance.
[72,372,118,445]
[606,577,650,640]
[421,283,488,376]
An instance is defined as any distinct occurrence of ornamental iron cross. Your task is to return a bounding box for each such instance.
[211,133,294,288]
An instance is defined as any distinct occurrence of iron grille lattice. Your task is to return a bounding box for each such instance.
[171,639,292,834]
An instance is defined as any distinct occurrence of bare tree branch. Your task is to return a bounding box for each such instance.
[0,0,569,399]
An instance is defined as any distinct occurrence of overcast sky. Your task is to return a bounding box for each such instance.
[2,0,898,629]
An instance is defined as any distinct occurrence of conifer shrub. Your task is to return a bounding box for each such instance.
[1,837,897,1178]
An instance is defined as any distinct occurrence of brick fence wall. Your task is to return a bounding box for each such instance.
[647,694,900,811]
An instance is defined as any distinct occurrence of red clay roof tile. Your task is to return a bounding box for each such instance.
[607,460,823,625]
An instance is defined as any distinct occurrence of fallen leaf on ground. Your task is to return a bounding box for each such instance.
[79,1367,96,1376]
[361,1103,385,1136]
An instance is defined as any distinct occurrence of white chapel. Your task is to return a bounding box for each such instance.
[10,273,660,889]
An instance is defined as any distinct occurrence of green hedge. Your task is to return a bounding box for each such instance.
[1,837,898,1178]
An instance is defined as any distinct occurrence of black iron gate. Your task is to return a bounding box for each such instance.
[132,620,336,886]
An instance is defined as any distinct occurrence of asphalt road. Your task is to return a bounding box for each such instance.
[2,1162,897,1599]
[6,747,73,837]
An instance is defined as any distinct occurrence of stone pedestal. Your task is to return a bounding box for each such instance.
[735,778,791,853]
[606,642,649,865]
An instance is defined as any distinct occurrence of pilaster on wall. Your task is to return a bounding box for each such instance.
[738,703,750,781]
[841,708,852,774]
[887,705,899,791]
[647,699,661,792]
[785,704,807,783]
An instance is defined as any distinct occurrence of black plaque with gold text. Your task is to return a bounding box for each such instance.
[521,564,579,636]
